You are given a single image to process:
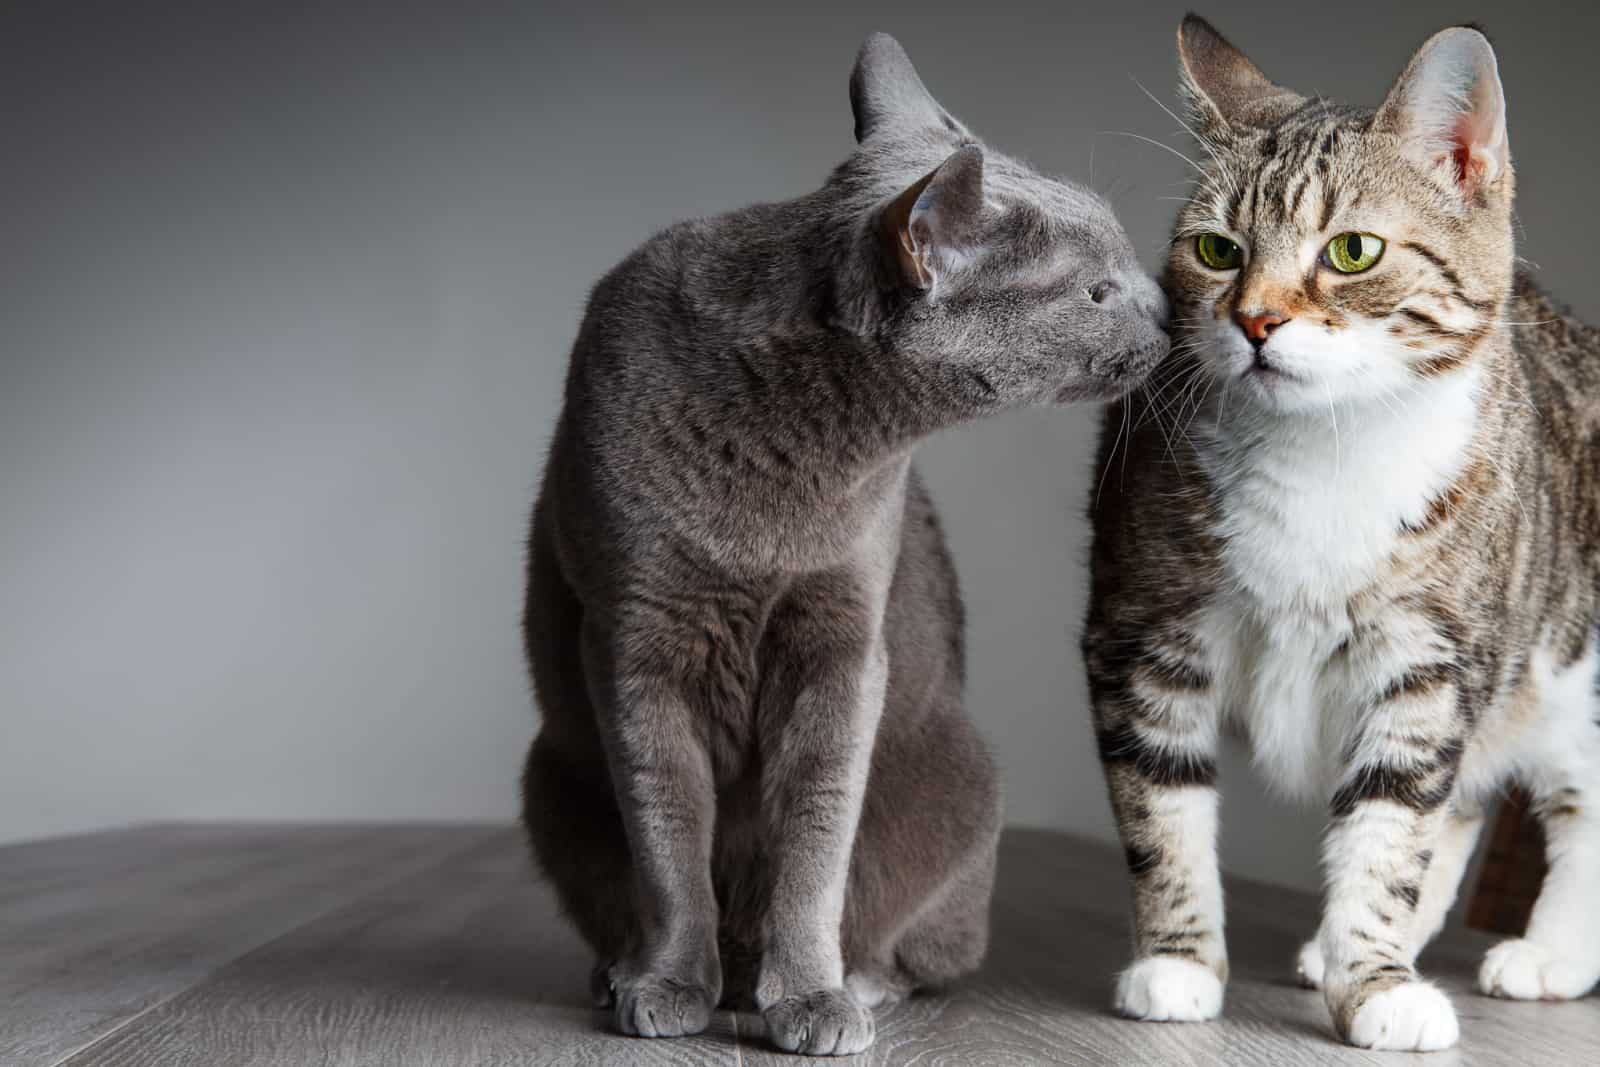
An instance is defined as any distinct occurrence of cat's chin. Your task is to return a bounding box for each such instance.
[1063,342,1171,404]
[1231,366,1337,415]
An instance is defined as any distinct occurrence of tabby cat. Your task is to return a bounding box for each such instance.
[1084,15,1600,1052]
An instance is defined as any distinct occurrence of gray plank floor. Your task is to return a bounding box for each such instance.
[1,825,1595,1066]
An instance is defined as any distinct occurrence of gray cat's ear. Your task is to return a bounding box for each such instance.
[1375,27,1509,204]
[881,144,985,293]
[850,33,968,143]
[1176,15,1303,136]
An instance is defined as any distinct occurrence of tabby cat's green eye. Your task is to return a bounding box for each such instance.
[1324,232,1385,274]
[1195,233,1243,271]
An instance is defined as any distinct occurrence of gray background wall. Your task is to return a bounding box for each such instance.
[4,0,1595,894]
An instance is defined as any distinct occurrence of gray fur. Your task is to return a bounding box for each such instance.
[521,33,1167,1056]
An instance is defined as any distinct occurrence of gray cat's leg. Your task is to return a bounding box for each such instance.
[1085,627,1228,1022]
[581,617,722,1039]
[523,504,638,1005]
[755,582,889,1056]
[863,824,999,1000]
[522,733,637,1002]
[1295,806,1483,989]
[842,707,1001,1007]
[1479,773,1600,999]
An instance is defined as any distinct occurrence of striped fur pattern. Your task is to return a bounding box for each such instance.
[1084,16,1600,1051]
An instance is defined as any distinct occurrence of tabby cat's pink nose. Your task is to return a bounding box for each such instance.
[1234,310,1287,347]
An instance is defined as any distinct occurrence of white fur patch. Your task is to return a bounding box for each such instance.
[1192,304,1443,414]
[1150,786,1228,957]
[1346,981,1459,1051]
[1115,957,1224,1022]
[1480,938,1600,1001]
[1295,939,1325,989]
[1189,364,1482,801]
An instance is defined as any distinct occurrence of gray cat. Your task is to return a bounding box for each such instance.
[521,33,1168,1055]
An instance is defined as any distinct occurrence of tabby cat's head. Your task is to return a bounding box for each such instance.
[1166,16,1514,413]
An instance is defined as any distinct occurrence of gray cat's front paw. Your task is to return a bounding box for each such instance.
[763,988,875,1056]
[610,973,716,1039]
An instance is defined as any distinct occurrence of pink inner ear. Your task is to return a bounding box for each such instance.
[1450,114,1492,193]
[1452,117,1476,188]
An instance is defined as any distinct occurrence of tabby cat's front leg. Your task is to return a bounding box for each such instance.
[1086,628,1227,1022]
[1295,805,1484,989]
[1317,650,1466,1051]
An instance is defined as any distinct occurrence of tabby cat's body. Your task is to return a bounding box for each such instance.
[1085,17,1600,1052]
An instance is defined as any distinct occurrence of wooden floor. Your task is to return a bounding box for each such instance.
[3,826,1596,1066]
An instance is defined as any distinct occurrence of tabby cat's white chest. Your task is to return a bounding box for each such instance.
[1192,371,1483,797]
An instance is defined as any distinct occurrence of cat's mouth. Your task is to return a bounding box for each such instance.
[1241,351,1305,386]
[1062,336,1171,402]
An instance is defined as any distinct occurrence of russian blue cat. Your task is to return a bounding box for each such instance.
[523,34,1167,1055]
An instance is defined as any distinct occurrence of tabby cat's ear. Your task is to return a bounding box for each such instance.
[1375,27,1509,204]
[881,145,985,293]
[850,33,968,143]
[1176,15,1303,136]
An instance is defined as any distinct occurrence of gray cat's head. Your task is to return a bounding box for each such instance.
[831,34,1169,405]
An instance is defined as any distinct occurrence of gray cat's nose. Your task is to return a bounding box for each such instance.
[1147,285,1171,332]
[1131,274,1170,330]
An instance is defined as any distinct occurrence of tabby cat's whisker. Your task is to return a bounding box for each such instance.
[1096,394,1132,508]
[1097,129,1234,206]
[1130,75,1241,199]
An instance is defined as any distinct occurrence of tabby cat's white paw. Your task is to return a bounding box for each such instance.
[1345,981,1458,1052]
[1295,939,1325,989]
[1115,957,1223,1022]
[1479,938,1600,1001]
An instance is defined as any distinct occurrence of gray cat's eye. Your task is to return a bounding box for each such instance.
[1089,279,1121,304]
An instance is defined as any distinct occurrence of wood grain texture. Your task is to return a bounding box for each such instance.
[58,828,739,1067]
[0,823,497,1067]
[3,824,1593,1066]
[740,828,1600,1066]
